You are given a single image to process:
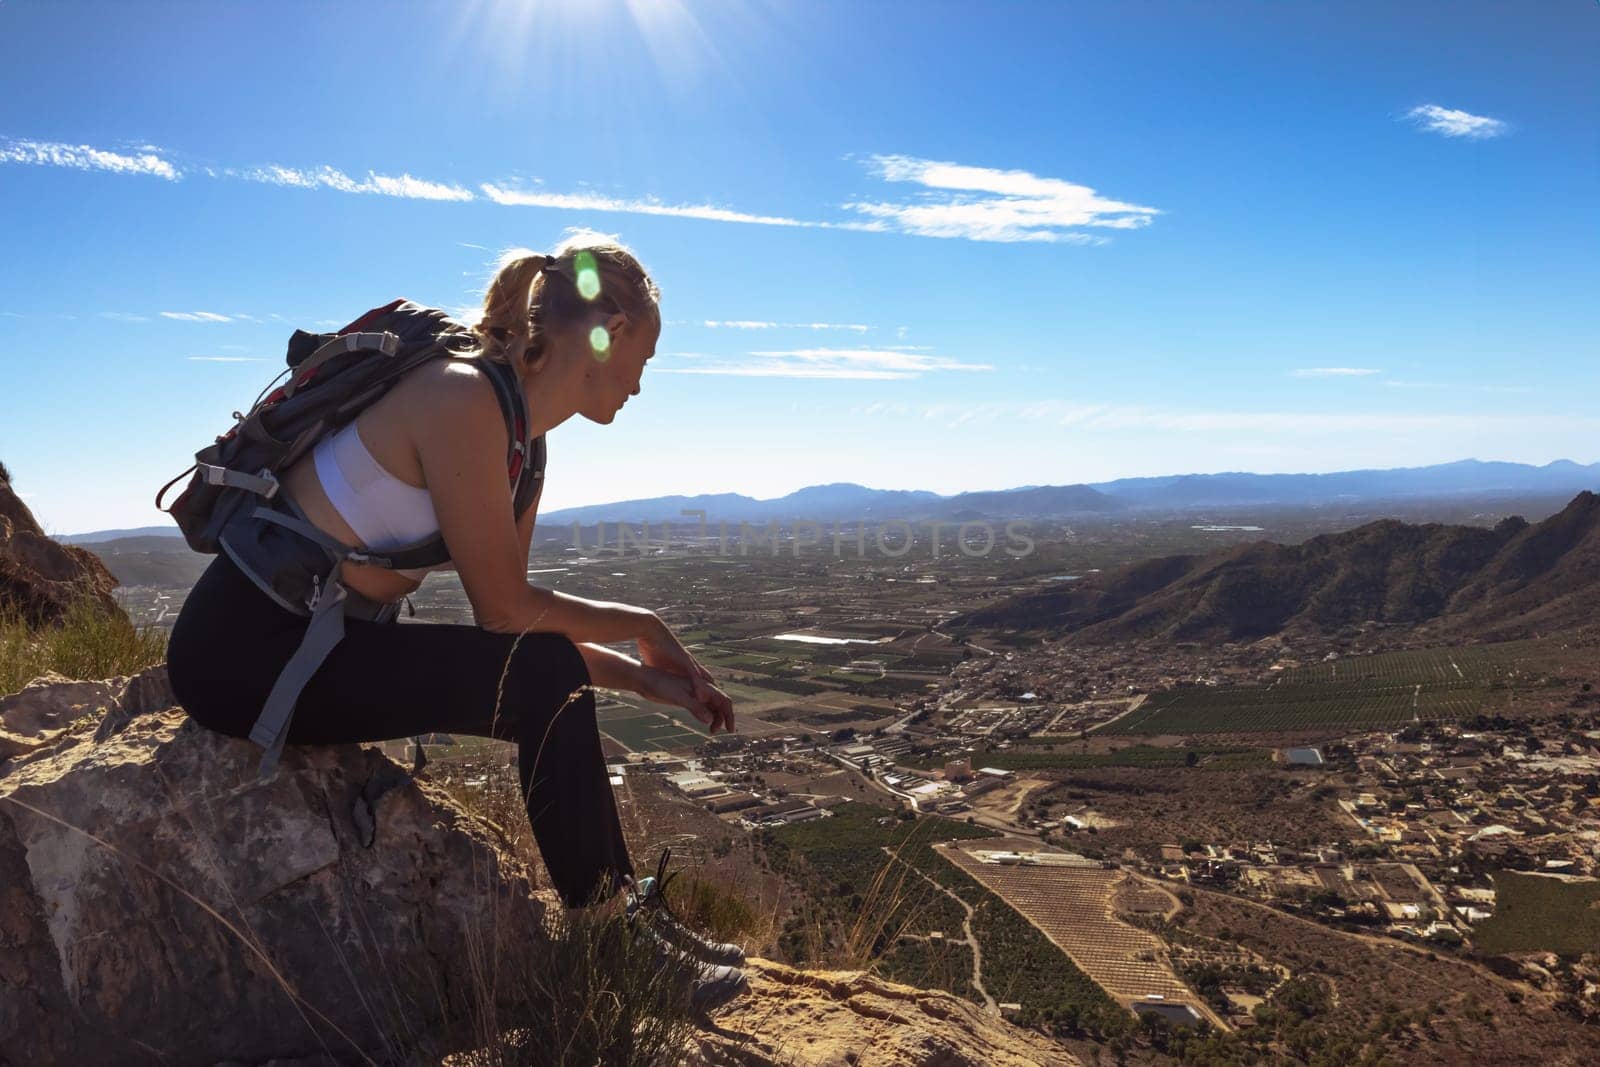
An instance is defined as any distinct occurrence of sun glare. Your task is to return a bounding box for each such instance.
[442,0,738,106]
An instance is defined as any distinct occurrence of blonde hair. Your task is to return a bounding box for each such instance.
[473,229,660,373]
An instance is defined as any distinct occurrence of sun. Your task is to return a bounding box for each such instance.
[441,0,728,101]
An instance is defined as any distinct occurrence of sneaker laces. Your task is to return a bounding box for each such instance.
[626,846,682,923]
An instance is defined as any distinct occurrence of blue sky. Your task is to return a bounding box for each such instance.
[1,1,1595,534]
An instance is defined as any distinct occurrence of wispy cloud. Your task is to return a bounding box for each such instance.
[1291,367,1382,378]
[0,137,180,180]
[479,183,858,229]
[659,346,992,380]
[1404,104,1508,140]
[702,319,871,333]
[243,164,475,201]
[844,154,1160,244]
[161,311,234,322]
[4,136,1148,247]
[187,355,266,363]
[98,312,152,323]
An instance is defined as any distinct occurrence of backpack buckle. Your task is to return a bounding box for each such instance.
[256,468,280,500]
[198,464,280,499]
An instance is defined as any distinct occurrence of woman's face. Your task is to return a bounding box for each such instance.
[583,310,659,424]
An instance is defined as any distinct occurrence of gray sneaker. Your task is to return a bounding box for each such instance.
[624,850,748,967]
[634,916,750,1014]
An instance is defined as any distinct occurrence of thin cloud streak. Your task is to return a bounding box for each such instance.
[1404,104,1508,139]
[845,154,1160,243]
[662,346,992,380]
[480,183,878,230]
[749,347,992,372]
[243,164,475,201]
[0,137,180,180]
[659,365,913,380]
[1292,367,1382,377]
[6,136,1144,246]
[703,320,871,332]
[161,311,234,322]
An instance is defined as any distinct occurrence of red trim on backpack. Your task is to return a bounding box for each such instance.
[337,298,405,335]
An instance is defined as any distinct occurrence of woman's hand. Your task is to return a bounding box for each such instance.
[634,663,736,735]
[634,616,734,733]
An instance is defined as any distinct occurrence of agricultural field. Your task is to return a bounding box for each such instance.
[1097,680,1494,736]
[759,803,1133,1038]
[1276,639,1580,686]
[596,692,790,753]
[877,938,981,1004]
[1096,639,1585,737]
[1473,871,1600,956]
[965,745,1272,773]
[939,843,1208,1020]
[596,709,706,753]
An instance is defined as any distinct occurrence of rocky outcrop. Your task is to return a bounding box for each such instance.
[1,672,1076,1066]
[689,960,1076,1067]
[0,664,173,763]
[0,692,543,1065]
[0,476,121,626]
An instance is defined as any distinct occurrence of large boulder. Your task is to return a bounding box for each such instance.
[0,476,121,627]
[0,682,543,1065]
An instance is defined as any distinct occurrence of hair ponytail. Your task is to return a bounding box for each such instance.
[472,251,551,369]
[472,231,660,376]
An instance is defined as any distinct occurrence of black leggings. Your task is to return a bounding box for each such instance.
[165,552,633,908]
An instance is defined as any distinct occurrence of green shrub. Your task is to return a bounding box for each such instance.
[1,597,167,697]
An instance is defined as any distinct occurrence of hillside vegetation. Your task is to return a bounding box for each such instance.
[954,491,1600,645]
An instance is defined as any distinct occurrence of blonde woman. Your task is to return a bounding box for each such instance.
[165,233,748,1011]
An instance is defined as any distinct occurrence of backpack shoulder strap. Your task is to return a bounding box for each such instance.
[472,357,544,518]
[370,356,541,573]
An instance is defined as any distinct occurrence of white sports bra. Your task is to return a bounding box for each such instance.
[312,422,445,577]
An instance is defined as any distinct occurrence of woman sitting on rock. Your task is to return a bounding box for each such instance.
[164,232,748,1012]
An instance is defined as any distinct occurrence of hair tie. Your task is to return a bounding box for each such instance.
[540,254,563,275]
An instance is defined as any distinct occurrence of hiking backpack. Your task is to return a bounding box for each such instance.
[156,299,544,778]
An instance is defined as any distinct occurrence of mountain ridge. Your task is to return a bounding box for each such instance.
[53,457,1600,542]
[951,490,1600,645]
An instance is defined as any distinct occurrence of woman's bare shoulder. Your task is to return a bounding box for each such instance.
[397,357,503,414]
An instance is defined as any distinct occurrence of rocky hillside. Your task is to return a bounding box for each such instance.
[953,490,1600,644]
[0,469,121,625]
[0,669,1076,1066]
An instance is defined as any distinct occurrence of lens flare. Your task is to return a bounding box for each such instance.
[589,325,612,360]
[575,250,602,301]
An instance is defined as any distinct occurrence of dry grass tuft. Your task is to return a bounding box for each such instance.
[0,596,167,696]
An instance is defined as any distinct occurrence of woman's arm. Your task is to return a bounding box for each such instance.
[579,641,737,735]
[416,367,660,643]
[414,365,732,730]
[577,642,641,692]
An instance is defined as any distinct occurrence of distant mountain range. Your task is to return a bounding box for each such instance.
[951,490,1600,645]
[60,458,1600,543]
